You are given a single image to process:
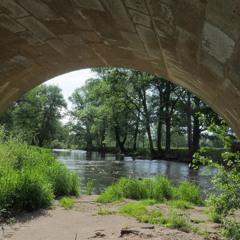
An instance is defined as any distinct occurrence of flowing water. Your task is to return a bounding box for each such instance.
[54,149,216,195]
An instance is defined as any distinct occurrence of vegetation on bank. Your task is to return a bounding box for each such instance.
[97,177,204,234]
[97,175,203,206]
[97,175,240,239]
[0,132,79,219]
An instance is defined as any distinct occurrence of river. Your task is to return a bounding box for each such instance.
[54,149,216,195]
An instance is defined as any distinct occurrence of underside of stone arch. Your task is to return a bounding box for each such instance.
[0,0,240,136]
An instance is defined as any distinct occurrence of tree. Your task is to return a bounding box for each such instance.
[0,85,66,147]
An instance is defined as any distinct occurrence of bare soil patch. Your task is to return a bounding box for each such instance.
[0,195,228,240]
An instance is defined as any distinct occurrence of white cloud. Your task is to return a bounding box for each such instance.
[45,68,95,100]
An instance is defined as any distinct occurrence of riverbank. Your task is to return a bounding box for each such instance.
[2,195,234,240]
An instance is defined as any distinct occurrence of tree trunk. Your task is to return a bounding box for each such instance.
[165,82,171,154]
[115,125,126,153]
[192,114,200,152]
[187,92,193,157]
[157,120,163,155]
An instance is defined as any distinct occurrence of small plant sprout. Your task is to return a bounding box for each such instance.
[86,180,94,195]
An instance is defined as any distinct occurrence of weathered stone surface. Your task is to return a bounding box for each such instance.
[16,0,57,20]
[128,10,151,28]
[202,22,235,64]
[124,0,148,13]
[0,14,25,33]
[18,17,56,41]
[0,0,240,137]
[0,0,28,18]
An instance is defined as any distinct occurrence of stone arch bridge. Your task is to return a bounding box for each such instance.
[0,0,240,136]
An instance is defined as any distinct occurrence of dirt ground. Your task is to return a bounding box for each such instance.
[0,195,225,240]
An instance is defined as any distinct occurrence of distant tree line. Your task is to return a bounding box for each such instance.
[0,68,226,159]
[68,68,222,158]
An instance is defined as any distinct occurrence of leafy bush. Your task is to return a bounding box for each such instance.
[0,133,80,214]
[222,218,240,240]
[60,197,75,210]
[192,119,240,215]
[152,175,173,202]
[86,180,93,195]
[176,181,203,205]
[165,209,191,232]
[97,176,202,205]
[97,185,124,203]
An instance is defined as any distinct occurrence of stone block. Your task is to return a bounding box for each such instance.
[0,14,25,33]
[128,10,151,28]
[175,1,205,36]
[124,0,148,13]
[103,0,135,32]
[16,0,58,20]
[18,17,56,41]
[20,31,44,46]
[136,25,162,60]
[70,0,104,11]
[0,0,28,18]
[202,22,235,64]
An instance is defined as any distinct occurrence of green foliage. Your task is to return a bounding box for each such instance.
[166,200,193,209]
[97,175,203,206]
[97,185,124,203]
[152,175,173,202]
[0,133,80,214]
[208,209,222,223]
[176,181,203,206]
[118,202,148,218]
[164,209,191,232]
[139,210,165,224]
[192,119,240,216]
[121,202,191,233]
[86,180,93,195]
[0,85,67,148]
[140,199,157,206]
[60,197,75,210]
[96,207,115,215]
[222,218,240,240]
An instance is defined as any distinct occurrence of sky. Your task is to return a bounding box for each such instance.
[45,68,95,100]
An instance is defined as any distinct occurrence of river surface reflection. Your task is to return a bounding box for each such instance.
[54,149,216,195]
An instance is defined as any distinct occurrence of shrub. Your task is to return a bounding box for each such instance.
[86,180,93,195]
[165,209,191,232]
[97,175,203,205]
[97,185,123,203]
[177,181,203,205]
[152,175,173,202]
[222,218,240,240]
[60,197,75,210]
[0,138,80,214]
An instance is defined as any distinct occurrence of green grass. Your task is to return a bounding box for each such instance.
[164,209,191,232]
[166,200,194,209]
[60,197,75,210]
[118,201,191,233]
[119,202,148,218]
[139,210,165,224]
[97,207,115,215]
[86,180,93,195]
[97,175,203,206]
[176,181,204,206]
[140,199,157,206]
[222,218,240,240]
[208,210,222,223]
[0,134,80,214]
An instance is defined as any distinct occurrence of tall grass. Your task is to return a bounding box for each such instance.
[97,176,203,206]
[0,134,80,214]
